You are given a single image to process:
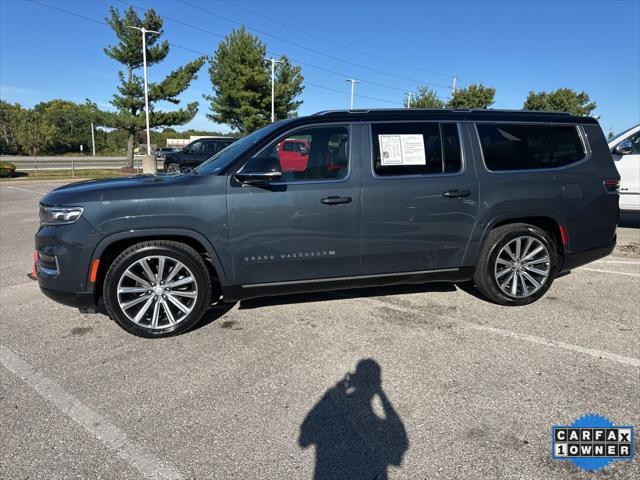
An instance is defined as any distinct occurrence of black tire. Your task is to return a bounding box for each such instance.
[473,223,558,306]
[166,163,181,173]
[103,240,212,338]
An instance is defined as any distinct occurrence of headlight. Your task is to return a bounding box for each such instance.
[39,206,84,225]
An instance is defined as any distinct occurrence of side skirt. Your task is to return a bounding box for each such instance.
[221,267,475,302]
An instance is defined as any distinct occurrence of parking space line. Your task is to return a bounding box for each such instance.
[346,296,640,368]
[594,259,640,265]
[578,267,640,278]
[0,345,185,480]
[4,186,47,196]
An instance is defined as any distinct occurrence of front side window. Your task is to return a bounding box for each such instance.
[372,122,462,176]
[250,125,349,182]
[477,123,586,171]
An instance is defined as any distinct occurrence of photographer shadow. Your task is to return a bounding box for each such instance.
[299,359,409,480]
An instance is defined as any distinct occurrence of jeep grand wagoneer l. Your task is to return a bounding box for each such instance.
[35,109,619,337]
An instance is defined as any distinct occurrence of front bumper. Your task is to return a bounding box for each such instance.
[40,287,98,312]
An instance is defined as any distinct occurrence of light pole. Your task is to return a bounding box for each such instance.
[346,78,361,109]
[127,26,159,155]
[266,57,283,123]
[451,75,457,95]
[405,92,413,108]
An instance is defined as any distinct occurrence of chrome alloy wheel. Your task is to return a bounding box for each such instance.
[494,236,551,298]
[116,255,198,330]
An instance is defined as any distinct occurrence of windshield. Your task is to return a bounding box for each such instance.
[608,124,640,145]
[195,121,290,174]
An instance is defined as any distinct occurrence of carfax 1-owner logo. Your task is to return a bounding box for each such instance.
[552,414,635,472]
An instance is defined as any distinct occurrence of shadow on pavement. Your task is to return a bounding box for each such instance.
[299,359,409,480]
[619,212,640,228]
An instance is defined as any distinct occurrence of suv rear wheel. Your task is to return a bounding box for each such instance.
[473,223,558,305]
[166,163,180,173]
[103,240,212,338]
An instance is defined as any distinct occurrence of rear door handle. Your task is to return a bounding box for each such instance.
[321,196,352,205]
[442,189,471,198]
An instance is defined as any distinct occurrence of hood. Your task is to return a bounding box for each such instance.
[41,173,211,205]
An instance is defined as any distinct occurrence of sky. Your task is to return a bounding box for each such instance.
[1,0,639,135]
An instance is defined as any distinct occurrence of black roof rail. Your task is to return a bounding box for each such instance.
[312,108,573,116]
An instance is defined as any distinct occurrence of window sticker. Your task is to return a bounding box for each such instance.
[379,134,426,165]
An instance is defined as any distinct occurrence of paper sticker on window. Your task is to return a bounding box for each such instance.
[379,134,425,165]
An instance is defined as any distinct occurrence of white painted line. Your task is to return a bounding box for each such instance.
[4,186,46,196]
[0,345,184,480]
[578,267,640,278]
[594,259,640,265]
[345,296,640,368]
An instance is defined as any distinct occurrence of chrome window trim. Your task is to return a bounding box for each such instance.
[237,122,353,186]
[367,121,466,180]
[473,122,591,174]
[242,267,460,288]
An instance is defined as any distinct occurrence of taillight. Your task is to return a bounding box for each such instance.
[603,179,620,193]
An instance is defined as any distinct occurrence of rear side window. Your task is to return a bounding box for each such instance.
[477,123,585,171]
[372,122,462,176]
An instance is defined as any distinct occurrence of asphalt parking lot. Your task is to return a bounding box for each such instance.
[1,180,639,479]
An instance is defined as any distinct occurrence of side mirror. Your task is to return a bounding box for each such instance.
[234,156,282,185]
[614,139,633,156]
[300,146,309,155]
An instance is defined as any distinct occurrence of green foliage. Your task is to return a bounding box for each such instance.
[448,84,495,109]
[15,110,58,157]
[405,86,445,109]
[523,88,596,116]
[206,27,304,133]
[99,6,205,166]
[33,100,102,154]
[0,101,23,154]
[0,160,16,178]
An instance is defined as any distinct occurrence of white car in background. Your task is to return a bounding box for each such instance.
[608,124,640,212]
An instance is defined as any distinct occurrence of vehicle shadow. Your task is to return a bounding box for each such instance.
[191,302,236,332]
[238,282,457,310]
[299,358,409,480]
[619,212,640,228]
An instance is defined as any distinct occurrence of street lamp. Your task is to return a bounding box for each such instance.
[346,79,361,110]
[266,57,283,123]
[127,26,160,156]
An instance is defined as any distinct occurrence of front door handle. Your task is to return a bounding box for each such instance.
[321,196,352,205]
[442,189,471,198]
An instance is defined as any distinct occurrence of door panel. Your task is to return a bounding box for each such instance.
[361,122,479,274]
[227,124,362,285]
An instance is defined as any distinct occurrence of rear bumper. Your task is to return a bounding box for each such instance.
[40,287,98,313]
[560,236,616,273]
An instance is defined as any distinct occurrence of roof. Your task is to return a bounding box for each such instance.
[309,108,598,124]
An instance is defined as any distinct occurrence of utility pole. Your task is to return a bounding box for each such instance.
[451,75,458,95]
[405,92,412,108]
[127,26,160,155]
[90,122,96,156]
[266,57,283,123]
[346,79,361,109]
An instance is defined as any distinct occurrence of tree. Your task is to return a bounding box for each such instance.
[100,6,205,167]
[33,99,101,154]
[523,88,596,116]
[0,101,24,155]
[15,110,58,158]
[404,86,445,108]
[447,84,495,109]
[206,27,304,133]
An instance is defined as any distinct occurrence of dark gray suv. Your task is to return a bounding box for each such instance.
[35,109,620,337]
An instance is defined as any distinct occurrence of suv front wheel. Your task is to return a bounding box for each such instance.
[473,223,558,306]
[103,240,212,338]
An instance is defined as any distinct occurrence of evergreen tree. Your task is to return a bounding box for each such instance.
[100,6,205,167]
[206,27,304,133]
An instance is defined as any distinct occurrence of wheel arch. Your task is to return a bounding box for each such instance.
[88,229,228,300]
[466,212,566,267]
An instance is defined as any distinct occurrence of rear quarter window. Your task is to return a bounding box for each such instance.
[477,123,586,171]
